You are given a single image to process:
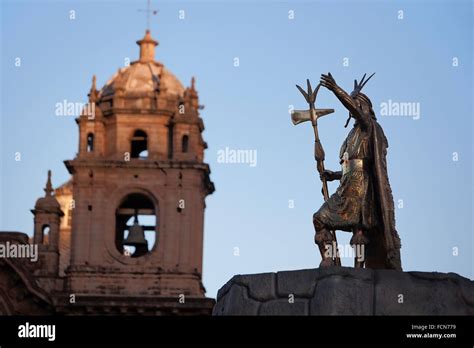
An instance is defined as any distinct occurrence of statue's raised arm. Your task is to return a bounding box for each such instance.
[320,72,375,128]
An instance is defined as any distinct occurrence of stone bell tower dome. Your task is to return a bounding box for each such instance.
[61,30,214,315]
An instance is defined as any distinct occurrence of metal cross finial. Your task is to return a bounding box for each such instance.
[138,0,158,31]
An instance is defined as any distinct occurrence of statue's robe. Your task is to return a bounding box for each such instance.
[315,114,402,270]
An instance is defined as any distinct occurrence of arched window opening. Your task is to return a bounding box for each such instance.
[131,130,148,159]
[115,193,157,258]
[42,225,50,245]
[182,135,189,153]
[87,133,94,152]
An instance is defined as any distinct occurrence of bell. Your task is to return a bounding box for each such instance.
[123,214,147,247]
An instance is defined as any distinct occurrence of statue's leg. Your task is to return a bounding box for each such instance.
[313,211,335,267]
[350,229,369,268]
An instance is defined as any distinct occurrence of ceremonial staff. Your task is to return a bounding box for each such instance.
[292,79,341,266]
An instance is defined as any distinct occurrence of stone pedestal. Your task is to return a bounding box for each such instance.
[213,267,474,315]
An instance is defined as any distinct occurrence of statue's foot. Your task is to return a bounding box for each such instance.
[319,258,335,268]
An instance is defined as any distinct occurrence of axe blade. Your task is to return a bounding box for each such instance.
[291,108,335,125]
[316,108,335,119]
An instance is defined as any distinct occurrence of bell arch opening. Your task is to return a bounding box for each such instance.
[115,193,157,258]
[131,130,148,159]
[42,225,50,245]
[86,133,94,152]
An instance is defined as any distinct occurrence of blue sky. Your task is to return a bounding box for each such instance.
[1,0,472,298]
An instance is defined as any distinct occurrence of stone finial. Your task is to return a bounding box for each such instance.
[44,170,53,197]
[185,76,199,110]
[88,74,98,102]
[137,30,159,63]
[33,170,61,212]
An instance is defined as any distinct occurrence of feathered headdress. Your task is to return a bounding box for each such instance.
[350,72,375,98]
[345,73,376,127]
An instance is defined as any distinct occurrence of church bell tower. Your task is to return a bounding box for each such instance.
[62,30,215,315]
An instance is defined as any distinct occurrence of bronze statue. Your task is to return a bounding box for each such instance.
[292,73,402,270]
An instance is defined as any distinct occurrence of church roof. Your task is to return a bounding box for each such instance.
[99,30,185,99]
[100,64,184,98]
[55,178,73,197]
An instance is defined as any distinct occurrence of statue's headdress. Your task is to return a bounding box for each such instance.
[345,73,376,127]
[350,72,375,98]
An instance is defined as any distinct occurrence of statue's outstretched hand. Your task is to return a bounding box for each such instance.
[320,72,337,91]
[320,169,338,182]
